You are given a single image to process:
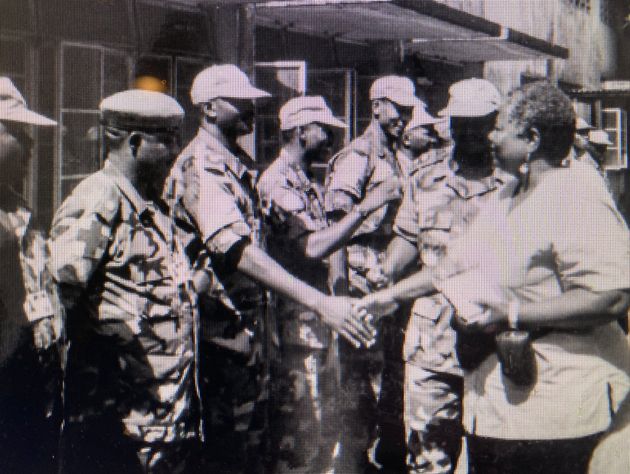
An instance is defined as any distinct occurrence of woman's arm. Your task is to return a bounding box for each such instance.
[518,288,630,330]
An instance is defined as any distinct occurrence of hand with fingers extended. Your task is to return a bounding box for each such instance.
[317,295,376,348]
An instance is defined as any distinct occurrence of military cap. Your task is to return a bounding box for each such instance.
[369,75,421,107]
[405,101,443,131]
[279,96,347,131]
[438,78,501,117]
[99,89,184,131]
[190,64,271,105]
[0,77,56,126]
[588,129,612,146]
[576,117,595,132]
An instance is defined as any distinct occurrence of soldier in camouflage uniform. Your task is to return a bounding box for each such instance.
[323,75,418,472]
[0,77,62,474]
[257,96,400,473]
[362,79,505,474]
[167,66,375,474]
[48,90,206,474]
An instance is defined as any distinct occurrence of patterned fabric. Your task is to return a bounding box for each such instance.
[167,127,270,472]
[396,157,502,375]
[48,163,200,443]
[404,367,462,474]
[167,127,265,335]
[258,150,330,349]
[257,150,339,473]
[0,184,63,364]
[324,121,403,295]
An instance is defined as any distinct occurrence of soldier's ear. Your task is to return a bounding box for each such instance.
[202,101,217,120]
[371,99,380,117]
[128,132,142,158]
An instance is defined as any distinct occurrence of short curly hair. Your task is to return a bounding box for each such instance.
[506,81,576,163]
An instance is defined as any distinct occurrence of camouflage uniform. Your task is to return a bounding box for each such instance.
[48,163,201,474]
[0,184,63,474]
[168,127,269,473]
[257,150,338,472]
[394,154,502,474]
[324,120,404,472]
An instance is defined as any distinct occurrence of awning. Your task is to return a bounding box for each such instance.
[571,81,630,99]
[255,0,568,62]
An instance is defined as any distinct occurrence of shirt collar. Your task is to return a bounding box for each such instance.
[445,162,502,199]
[365,120,393,160]
[277,149,311,190]
[102,162,150,215]
[196,126,249,179]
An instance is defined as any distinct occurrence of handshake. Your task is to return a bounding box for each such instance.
[319,290,399,348]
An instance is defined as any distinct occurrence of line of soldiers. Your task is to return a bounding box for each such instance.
[0,66,543,474]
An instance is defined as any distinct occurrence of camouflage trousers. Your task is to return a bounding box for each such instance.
[335,315,407,474]
[60,419,200,474]
[199,341,269,474]
[404,366,463,474]
[269,345,338,473]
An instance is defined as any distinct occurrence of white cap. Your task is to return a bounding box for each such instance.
[279,96,347,131]
[576,117,594,131]
[369,75,421,107]
[0,77,56,126]
[405,102,443,131]
[100,89,184,130]
[588,129,612,146]
[438,78,501,117]
[190,64,271,104]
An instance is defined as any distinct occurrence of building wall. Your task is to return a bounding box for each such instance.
[440,0,619,89]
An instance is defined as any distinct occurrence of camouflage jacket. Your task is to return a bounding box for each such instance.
[324,121,402,294]
[394,157,503,373]
[257,149,330,349]
[167,127,266,341]
[48,163,201,443]
[0,184,63,365]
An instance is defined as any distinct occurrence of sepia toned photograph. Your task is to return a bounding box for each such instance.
[1,1,629,473]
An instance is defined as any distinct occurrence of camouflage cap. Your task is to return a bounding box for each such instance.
[369,75,421,108]
[0,77,56,126]
[588,129,612,146]
[405,101,443,131]
[438,78,501,117]
[575,117,594,131]
[279,96,347,131]
[99,89,184,131]
[190,64,271,104]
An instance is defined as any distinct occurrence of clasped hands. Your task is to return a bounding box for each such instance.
[322,289,401,348]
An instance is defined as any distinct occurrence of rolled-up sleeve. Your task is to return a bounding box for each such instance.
[48,178,119,288]
[197,171,251,253]
[325,152,370,213]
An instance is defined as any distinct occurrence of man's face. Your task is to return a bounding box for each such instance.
[0,120,33,185]
[373,99,413,140]
[212,98,255,136]
[401,125,439,157]
[450,114,496,157]
[133,129,181,188]
[300,122,334,161]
